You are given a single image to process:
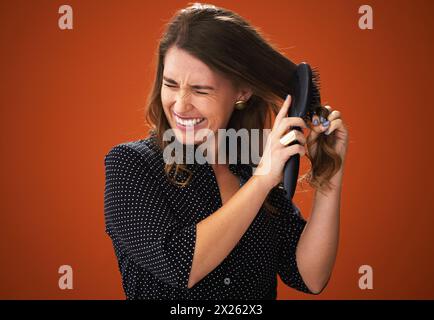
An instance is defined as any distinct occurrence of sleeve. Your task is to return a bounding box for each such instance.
[276,201,316,294]
[103,144,196,289]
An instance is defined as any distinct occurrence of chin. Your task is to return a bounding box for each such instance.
[172,130,203,146]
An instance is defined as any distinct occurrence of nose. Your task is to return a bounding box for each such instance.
[173,89,192,113]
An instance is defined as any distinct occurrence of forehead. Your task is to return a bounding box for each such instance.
[163,47,221,84]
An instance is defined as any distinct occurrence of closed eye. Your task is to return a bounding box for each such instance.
[163,83,208,95]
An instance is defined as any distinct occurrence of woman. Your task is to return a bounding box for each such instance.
[104,3,349,300]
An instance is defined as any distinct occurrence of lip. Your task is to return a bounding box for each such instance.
[173,111,204,119]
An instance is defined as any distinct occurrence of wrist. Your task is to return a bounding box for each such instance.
[251,173,275,193]
[316,166,344,194]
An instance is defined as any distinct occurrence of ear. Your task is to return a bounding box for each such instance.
[237,86,253,102]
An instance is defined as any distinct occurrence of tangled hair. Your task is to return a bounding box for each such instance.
[144,2,342,216]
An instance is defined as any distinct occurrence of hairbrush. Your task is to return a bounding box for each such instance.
[283,62,321,200]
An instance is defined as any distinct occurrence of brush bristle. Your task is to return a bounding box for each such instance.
[303,66,322,121]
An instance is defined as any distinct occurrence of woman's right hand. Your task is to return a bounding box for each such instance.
[253,94,308,190]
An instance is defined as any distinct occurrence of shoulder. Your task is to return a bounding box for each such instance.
[104,134,164,172]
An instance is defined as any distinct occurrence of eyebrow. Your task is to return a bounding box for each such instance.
[163,76,215,90]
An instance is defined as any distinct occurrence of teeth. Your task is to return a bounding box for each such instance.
[175,115,205,127]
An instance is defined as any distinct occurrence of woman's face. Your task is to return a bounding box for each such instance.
[161,46,251,145]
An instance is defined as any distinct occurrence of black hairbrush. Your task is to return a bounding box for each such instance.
[283,62,321,200]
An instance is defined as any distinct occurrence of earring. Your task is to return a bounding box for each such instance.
[234,100,247,110]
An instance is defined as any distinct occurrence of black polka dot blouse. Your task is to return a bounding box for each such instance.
[103,133,314,299]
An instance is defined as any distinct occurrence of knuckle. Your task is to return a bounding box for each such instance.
[334,119,343,126]
[295,130,304,138]
[282,117,292,125]
[287,117,307,128]
[328,110,340,120]
[294,133,304,145]
[276,119,287,130]
[291,144,300,153]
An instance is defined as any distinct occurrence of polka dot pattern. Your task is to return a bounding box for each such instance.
[103,134,314,299]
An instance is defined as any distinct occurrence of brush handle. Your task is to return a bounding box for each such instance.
[283,126,302,200]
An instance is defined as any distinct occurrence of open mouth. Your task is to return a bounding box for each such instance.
[174,115,206,128]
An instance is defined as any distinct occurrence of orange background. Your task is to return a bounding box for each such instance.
[1,0,433,299]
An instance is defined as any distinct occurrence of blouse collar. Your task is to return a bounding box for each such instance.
[146,132,253,181]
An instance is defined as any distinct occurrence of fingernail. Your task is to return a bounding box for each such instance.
[325,129,331,135]
[313,119,319,126]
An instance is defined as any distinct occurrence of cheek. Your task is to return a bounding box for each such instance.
[217,99,235,122]
[160,89,172,107]
[197,99,220,118]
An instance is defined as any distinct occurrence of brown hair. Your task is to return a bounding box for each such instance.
[144,2,342,216]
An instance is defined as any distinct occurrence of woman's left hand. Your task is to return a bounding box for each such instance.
[306,105,349,162]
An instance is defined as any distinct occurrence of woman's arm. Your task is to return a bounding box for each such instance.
[189,95,309,288]
[295,163,344,294]
[188,174,273,288]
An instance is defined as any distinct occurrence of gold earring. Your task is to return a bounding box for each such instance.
[234,100,247,110]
